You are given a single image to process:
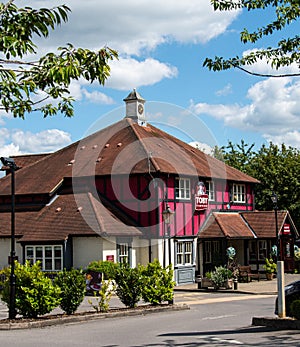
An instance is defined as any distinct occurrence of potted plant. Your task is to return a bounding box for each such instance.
[211,266,233,289]
[201,271,214,288]
[263,257,277,280]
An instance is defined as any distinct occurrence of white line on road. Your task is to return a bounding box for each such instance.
[178,294,274,305]
[211,337,243,345]
[201,314,236,320]
[197,336,244,345]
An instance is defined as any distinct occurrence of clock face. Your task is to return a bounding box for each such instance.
[138,104,144,115]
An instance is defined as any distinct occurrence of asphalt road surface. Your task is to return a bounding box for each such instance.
[0,292,300,347]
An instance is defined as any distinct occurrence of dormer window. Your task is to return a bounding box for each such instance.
[233,183,246,203]
[205,181,215,201]
[175,178,190,200]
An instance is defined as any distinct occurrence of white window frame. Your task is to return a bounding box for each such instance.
[205,181,215,201]
[176,240,193,266]
[175,178,191,200]
[117,243,130,264]
[25,245,63,271]
[233,183,246,203]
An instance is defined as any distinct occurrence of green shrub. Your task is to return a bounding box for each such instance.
[263,258,277,273]
[87,260,119,280]
[211,266,232,289]
[205,271,212,279]
[114,262,143,308]
[141,260,175,305]
[54,268,86,315]
[88,280,115,313]
[0,261,61,318]
[290,299,300,320]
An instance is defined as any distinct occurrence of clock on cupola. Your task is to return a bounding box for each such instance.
[123,89,146,126]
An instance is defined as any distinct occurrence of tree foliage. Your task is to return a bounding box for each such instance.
[114,262,144,308]
[54,268,86,315]
[0,1,118,118]
[203,0,300,77]
[217,141,300,227]
[141,259,175,305]
[0,261,61,318]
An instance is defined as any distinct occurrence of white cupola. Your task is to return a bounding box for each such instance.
[123,89,146,126]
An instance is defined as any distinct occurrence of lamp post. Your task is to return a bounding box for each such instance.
[162,203,174,268]
[271,192,280,260]
[271,191,285,318]
[1,157,18,319]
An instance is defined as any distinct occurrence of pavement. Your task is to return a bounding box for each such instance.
[174,273,300,296]
[174,273,300,330]
[0,273,300,330]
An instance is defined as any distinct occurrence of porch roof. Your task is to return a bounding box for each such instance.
[240,210,297,238]
[198,210,298,240]
[198,212,255,239]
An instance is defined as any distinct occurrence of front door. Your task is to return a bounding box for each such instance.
[280,237,295,272]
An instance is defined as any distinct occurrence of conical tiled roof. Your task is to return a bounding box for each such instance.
[0,118,259,196]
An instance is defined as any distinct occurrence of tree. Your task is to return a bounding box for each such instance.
[251,143,300,224]
[0,1,118,118]
[0,261,61,318]
[203,0,300,77]
[218,141,300,228]
[218,140,256,173]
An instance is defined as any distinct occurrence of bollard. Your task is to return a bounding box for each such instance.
[233,278,238,290]
[196,275,202,289]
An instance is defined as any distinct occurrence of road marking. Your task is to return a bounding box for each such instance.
[211,337,243,345]
[202,314,236,320]
[178,294,275,305]
[197,336,244,345]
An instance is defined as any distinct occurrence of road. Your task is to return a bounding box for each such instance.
[0,292,300,346]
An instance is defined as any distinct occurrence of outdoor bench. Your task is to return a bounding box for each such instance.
[238,265,260,282]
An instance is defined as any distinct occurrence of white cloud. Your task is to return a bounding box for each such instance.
[264,131,300,148]
[27,0,239,55]
[0,143,22,158]
[215,83,233,96]
[106,57,178,90]
[189,141,214,155]
[190,77,300,148]
[9,129,72,154]
[67,57,177,101]
[82,89,115,104]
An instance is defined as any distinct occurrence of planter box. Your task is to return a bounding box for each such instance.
[201,277,214,288]
[201,278,233,289]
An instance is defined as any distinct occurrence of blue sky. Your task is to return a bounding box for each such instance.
[1,0,299,157]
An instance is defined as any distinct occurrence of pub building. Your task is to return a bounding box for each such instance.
[0,90,298,285]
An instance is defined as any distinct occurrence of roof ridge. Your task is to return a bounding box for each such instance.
[87,192,105,234]
[129,120,161,172]
[239,212,258,238]
[214,213,229,237]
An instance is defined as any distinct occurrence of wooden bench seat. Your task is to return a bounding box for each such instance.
[238,265,260,282]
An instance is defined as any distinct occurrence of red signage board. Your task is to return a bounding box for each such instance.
[106,255,114,262]
[195,194,209,211]
[195,181,209,211]
[283,224,291,235]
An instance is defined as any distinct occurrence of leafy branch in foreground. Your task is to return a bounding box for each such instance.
[0,2,118,118]
[203,0,300,77]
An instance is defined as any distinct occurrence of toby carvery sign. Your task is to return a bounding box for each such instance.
[195,181,209,211]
